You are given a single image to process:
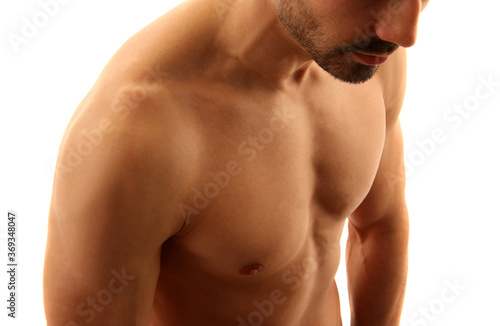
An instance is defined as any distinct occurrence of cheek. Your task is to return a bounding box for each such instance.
[311,0,368,17]
[309,0,344,20]
[311,1,377,42]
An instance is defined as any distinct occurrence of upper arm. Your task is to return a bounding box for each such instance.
[349,48,409,231]
[43,101,187,325]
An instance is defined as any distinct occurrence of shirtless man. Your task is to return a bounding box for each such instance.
[43,0,428,325]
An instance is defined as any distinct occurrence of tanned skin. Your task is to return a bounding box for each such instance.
[43,0,429,325]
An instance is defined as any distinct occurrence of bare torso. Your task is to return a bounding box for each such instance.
[146,58,388,325]
[51,0,406,325]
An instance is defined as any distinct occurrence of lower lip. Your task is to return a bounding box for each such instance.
[352,52,389,66]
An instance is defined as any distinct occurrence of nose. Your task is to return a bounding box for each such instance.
[373,0,422,48]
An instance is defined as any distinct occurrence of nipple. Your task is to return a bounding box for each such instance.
[239,262,264,275]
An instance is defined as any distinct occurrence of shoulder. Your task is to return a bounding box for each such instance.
[54,75,202,238]
[376,47,408,128]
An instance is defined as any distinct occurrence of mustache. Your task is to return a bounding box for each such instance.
[346,37,399,55]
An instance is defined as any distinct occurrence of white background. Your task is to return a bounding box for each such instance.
[0,0,498,325]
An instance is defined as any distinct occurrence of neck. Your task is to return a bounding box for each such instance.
[212,0,315,88]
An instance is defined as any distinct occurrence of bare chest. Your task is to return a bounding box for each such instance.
[167,80,386,278]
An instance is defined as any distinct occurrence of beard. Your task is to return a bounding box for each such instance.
[275,0,398,84]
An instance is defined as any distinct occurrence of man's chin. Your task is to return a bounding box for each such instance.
[325,63,379,85]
